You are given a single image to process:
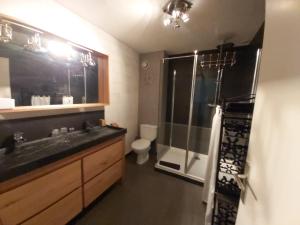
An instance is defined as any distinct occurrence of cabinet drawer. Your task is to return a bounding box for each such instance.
[84,160,123,207]
[21,188,82,225]
[0,161,81,225]
[83,140,123,182]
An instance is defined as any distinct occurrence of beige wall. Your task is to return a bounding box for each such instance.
[236,0,300,224]
[139,51,165,126]
[0,0,139,153]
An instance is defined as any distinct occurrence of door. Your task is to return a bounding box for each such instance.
[236,1,300,225]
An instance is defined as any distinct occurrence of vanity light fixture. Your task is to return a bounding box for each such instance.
[24,33,47,53]
[80,51,96,104]
[162,0,192,29]
[80,52,96,67]
[0,22,13,43]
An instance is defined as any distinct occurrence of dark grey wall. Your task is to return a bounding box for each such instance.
[221,46,258,100]
[165,45,258,126]
[250,23,265,49]
[0,110,104,147]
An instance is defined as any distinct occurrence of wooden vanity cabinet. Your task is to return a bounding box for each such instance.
[0,136,125,225]
[0,161,82,225]
[83,140,124,182]
[21,188,82,225]
[84,159,123,207]
[82,140,124,207]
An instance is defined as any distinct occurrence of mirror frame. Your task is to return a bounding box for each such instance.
[0,14,109,120]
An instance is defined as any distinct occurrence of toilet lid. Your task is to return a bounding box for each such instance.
[131,139,150,150]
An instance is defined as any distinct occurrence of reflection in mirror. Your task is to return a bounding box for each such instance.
[0,56,11,98]
[0,19,99,107]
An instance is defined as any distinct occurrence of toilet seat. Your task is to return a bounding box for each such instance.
[131,139,150,151]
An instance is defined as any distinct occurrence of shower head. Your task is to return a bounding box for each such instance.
[216,42,235,56]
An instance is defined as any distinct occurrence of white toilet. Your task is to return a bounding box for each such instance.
[131,124,157,165]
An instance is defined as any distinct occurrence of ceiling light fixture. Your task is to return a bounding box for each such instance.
[162,0,192,29]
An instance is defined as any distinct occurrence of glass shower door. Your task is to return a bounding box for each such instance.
[157,56,194,173]
[185,57,217,180]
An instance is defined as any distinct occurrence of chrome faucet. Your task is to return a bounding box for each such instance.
[3,131,27,154]
[83,121,94,132]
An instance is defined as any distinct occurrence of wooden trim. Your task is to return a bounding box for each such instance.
[98,56,110,104]
[121,136,126,183]
[0,136,124,194]
[0,103,105,120]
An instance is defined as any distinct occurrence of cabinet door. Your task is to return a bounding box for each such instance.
[21,188,82,225]
[0,161,81,225]
[83,140,124,182]
[84,160,123,207]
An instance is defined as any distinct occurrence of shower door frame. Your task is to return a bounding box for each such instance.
[158,52,206,182]
[184,52,198,173]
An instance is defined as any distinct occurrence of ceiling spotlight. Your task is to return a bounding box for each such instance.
[162,0,192,29]
[0,22,13,43]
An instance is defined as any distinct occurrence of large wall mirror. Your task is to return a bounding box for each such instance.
[0,15,109,112]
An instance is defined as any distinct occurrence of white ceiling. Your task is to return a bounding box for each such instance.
[55,0,265,54]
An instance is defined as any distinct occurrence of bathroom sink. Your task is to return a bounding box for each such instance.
[9,126,110,156]
[0,126,127,182]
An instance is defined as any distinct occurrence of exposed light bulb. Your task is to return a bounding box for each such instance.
[163,18,171,26]
[181,13,190,23]
[172,10,180,18]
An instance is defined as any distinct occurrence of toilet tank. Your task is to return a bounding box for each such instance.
[140,124,157,141]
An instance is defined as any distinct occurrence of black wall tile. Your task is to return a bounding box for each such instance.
[0,110,104,147]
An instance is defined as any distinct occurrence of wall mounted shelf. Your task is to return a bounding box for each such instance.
[0,103,106,120]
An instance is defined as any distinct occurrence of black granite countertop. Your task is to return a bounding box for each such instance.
[0,126,126,182]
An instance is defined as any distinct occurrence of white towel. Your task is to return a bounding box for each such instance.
[202,105,222,225]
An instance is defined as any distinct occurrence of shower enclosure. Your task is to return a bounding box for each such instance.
[155,53,217,182]
[155,49,238,182]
